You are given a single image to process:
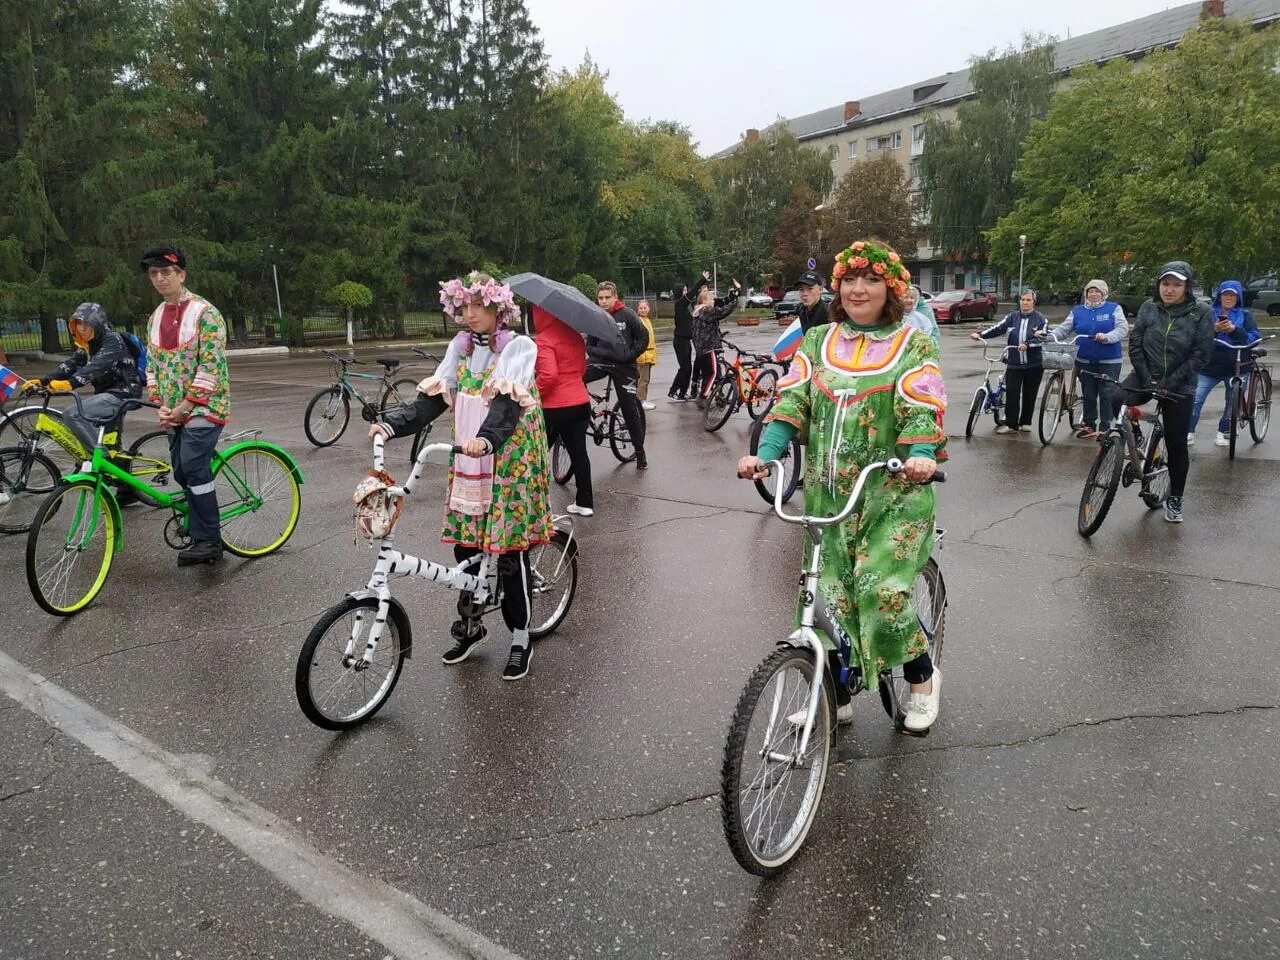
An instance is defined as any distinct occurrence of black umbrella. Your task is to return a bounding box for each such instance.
[506,272,623,349]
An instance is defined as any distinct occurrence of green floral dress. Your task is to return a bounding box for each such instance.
[766,320,948,677]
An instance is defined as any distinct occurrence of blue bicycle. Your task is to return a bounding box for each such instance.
[964,346,1019,437]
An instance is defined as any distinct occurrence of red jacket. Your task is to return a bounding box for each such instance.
[533,307,589,409]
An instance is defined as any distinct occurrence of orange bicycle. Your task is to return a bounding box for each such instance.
[703,338,782,432]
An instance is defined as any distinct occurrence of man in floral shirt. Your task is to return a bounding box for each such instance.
[140,245,231,566]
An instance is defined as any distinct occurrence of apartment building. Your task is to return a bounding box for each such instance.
[715,0,1280,293]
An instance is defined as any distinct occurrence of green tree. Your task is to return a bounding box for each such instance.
[989,19,1280,292]
[329,279,374,343]
[820,155,918,267]
[770,185,825,284]
[919,35,1056,260]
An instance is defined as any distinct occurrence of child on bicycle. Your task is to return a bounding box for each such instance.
[369,271,553,681]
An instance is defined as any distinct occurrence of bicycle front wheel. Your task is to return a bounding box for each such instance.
[528,530,578,639]
[304,387,350,447]
[213,445,301,557]
[746,368,779,421]
[607,408,637,463]
[295,596,406,730]
[0,405,77,475]
[721,646,832,876]
[0,446,60,534]
[703,378,736,432]
[965,387,988,438]
[1227,382,1239,461]
[1249,367,1271,442]
[1077,434,1124,537]
[880,556,947,727]
[1038,372,1063,444]
[26,480,117,616]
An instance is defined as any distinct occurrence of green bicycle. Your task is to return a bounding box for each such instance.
[25,390,304,616]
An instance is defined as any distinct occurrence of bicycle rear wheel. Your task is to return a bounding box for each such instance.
[26,480,117,616]
[746,368,779,421]
[295,596,405,730]
[965,387,988,437]
[1249,367,1271,442]
[879,556,947,728]
[0,446,60,534]
[608,408,636,463]
[748,409,800,505]
[1140,427,1169,509]
[1038,372,1063,444]
[528,529,578,639]
[550,437,572,485]
[125,430,174,500]
[381,378,418,414]
[721,646,832,877]
[213,445,302,557]
[304,387,350,447]
[1077,434,1124,537]
[703,378,736,432]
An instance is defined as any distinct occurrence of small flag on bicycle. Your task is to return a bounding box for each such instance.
[772,317,804,363]
[0,364,25,400]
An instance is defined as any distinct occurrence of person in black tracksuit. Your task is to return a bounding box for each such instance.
[586,281,651,469]
[668,272,710,401]
[793,269,831,334]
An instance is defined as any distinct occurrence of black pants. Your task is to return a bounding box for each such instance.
[1004,365,1043,428]
[585,363,645,455]
[169,420,222,544]
[1111,375,1194,498]
[543,403,592,508]
[668,335,693,398]
[453,545,532,633]
[691,348,717,398]
[829,651,933,704]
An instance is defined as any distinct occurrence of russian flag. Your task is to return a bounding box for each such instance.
[772,317,804,362]
[0,364,23,400]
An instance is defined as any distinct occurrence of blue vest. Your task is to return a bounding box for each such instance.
[1070,303,1124,362]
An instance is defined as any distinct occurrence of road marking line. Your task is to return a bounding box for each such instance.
[0,650,523,960]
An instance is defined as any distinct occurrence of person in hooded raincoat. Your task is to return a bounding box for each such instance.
[1188,279,1261,447]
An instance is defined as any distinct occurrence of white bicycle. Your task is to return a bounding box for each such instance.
[295,437,580,730]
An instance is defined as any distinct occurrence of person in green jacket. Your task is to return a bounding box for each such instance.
[737,239,947,733]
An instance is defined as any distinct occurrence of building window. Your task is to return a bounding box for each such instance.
[865,131,902,152]
[912,123,926,156]
[954,273,965,290]
[909,157,922,190]
[931,272,944,293]
[848,140,857,159]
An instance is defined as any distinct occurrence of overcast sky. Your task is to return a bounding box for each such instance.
[522,0,1196,154]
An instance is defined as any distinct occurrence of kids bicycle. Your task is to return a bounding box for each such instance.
[25,390,304,615]
[703,338,783,432]
[294,437,580,730]
[720,456,947,876]
[964,346,1015,437]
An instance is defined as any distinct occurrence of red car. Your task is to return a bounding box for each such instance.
[930,289,998,323]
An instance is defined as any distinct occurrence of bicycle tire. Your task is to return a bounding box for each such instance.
[125,430,174,501]
[1249,367,1271,442]
[747,409,800,505]
[1227,382,1239,461]
[879,556,947,727]
[721,645,832,877]
[1077,434,1124,537]
[0,446,60,535]
[965,387,988,438]
[1038,372,1063,444]
[303,387,350,447]
[1140,426,1169,509]
[295,595,406,730]
[703,378,736,432]
[746,368,779,421]
[381,378,418,414]
[0,405,77,475]
[551,438,572,485]
[607,409,636,463]
[26,480,118,616]
[528,529,578,639]
[213,444,302,557]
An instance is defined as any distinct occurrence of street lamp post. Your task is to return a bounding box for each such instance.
[1017,234,1027,301]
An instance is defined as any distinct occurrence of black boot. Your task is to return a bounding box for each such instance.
[177,540,223,566]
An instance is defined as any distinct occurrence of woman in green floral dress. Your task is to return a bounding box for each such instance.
[370,271,553,682]
[738,239,948,732]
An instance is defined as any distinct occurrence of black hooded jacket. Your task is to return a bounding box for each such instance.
[673,275,710,338]
[586,303,648,366]
[1129,261,1214,396]
[47,308,143,398]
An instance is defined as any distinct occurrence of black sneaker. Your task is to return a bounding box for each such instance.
[1163,496,1184,523]
[442,622,487,664]
[502,644,531,681]
[177,540,223,566]
[636,452,648,471]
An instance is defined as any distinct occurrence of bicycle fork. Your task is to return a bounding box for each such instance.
[765,531,828,765]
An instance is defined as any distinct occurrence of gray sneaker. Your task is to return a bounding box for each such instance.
[1163,496,1184,523]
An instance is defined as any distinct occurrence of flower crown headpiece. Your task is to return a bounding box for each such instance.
[831,240,912,298]
[439,272,521,329]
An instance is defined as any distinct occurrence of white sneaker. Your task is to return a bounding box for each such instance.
[901,669,941,733]
[641,401,656,410]
[787,702,853,728]
[995,425,1013,434]
[1214,432,1229,447]
[565,503,594,517]
[0,491,10,506]
[1186,432,1195,446]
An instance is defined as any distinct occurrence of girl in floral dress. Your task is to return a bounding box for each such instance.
[738,240,948,732]
[370,272,553,681]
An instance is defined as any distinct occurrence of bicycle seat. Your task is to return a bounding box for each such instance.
[1251,348,1267,358]
[376,356,401,370]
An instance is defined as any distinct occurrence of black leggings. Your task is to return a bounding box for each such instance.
[453,545,532,633]
[669,335,693,398]
[691,349,717,398]
[543,403,592,509]
[829,651,933,703]
[1111,375,1194,498]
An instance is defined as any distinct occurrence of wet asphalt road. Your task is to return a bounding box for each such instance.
[2,325,1278,960]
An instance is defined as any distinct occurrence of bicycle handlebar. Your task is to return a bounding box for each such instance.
[1213,333,1273,352]
[25,386,160,425]
[763,457,945,527]
[411,348,442,362]
[371,435,463,474]
[322,349,365,365]
[1078,370,1186,400]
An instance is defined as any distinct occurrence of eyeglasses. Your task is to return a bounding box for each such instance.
[148,267,179,279]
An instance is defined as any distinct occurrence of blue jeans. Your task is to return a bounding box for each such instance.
[168,420,223,544]
[1075,359,1122,429]
[1190,372,1249,434]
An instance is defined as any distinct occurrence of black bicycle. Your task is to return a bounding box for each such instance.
[551,377,645,479]
[746,397,802,505]
[1215,335,1273,460]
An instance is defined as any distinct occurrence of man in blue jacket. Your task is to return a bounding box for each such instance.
[1188,279,1261,446]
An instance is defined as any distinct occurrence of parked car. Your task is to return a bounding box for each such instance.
[1254,289,1280,316]
[1243,275,1277,308]
[772,290,833,320]
[746,291,774,308]
[930,289,998,324]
